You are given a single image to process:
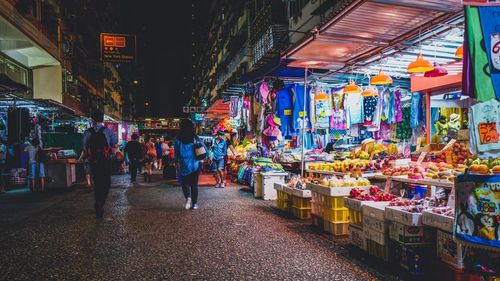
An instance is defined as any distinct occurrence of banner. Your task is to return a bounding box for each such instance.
[454,174,500,249]
[463,0,500,6]
[100,33,136,62]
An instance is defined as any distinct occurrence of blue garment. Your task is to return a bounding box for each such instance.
[410,93,422,129]
[212,138,227,160]
[277,84,294,138]
[174,137,205,177]
[478,6,500,100]
[292,84,311,131]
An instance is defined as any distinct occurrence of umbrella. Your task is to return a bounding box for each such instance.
[0,73,30,93]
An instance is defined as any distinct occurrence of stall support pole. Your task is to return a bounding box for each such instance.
[425,90,431,145]
[301,67,308,178]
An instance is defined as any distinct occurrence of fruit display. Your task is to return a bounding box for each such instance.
[382,167,410,176]
[348,186,397,201]
[309,159,385,173]
[319,175,371,188]
[287,176,311,190]
[467,158,500,175]
[449,142,473,165]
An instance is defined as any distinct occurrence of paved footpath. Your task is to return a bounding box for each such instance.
[0,173,401,281]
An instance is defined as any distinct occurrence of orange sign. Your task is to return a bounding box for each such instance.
[100,33,136,62]
[478,122,499,144]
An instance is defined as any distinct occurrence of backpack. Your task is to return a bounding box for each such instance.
[36,147,50,163]
[87,127,111,163]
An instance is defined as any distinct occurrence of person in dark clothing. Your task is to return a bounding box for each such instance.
[83,113,117,219]
[124,134,142,183]
[324,141,335,154]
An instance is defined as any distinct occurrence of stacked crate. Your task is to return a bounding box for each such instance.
[291,195,312,219]
[345,198,371,251]
[362,202,391,262]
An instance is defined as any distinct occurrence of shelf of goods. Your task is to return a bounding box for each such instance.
[253,171,288,200]
[274,183,312,219]
[308,183,371,236]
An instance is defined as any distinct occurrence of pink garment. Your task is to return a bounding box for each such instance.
[263,126,281,137]
[379,122,392,140]
[330,109,347,130]
[260,82,270,104]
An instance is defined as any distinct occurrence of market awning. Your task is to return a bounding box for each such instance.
[284,0,462,72]
[205,99,230,119]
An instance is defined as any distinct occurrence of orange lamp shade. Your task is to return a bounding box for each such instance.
[315,91,329,101]
[455,45,463,59]
[370,70,393,85]
[361,87,378,97]
[343,81,362,94]
[407,53,434,73]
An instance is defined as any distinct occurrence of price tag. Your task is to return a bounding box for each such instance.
[384,177,393,193]
[442,139,457,151]
[492,33,500,71]
[478,122,499,144]
[284,109,292,116]
[417,151,428,165]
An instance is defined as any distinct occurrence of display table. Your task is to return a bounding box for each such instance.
[253,171,288,200]
[44,159,76,188]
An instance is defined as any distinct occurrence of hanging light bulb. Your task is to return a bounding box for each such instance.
[343,80,362,94]
[370,70,393,85]
[407,53,434,73]
[424,62,448,77]
[455,45,463,59]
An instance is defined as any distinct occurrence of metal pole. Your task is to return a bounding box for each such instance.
[301,67,308,178]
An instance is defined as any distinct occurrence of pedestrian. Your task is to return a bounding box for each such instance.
[124,134,142,183]
[174,119,206,210]
[209,130,236,188]
[155,138,163,170]
[144,137,156,182]
[161,138,172,179]
[83,113,117,219]
[78,150,92,191]
[0,138,7,194]
[24,138,46,192]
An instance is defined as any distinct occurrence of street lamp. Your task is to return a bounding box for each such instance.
[133,80,139,85]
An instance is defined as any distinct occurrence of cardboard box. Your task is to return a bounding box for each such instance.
[364,227,389,245]
[422,210,454,233]
[395,243,433,275]
[362,202,390,221]
[389,221,435,244]
[363,215,388,233]
[349,224,367,251]
[436,229,464,270]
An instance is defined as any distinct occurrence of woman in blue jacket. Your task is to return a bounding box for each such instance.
[174,119,206,210]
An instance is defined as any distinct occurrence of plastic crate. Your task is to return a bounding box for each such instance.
[325,196,346,209]
[323,207,349,222]
[312,214,324,229]
[276,190,289,211]
[324,220,349,236]
[311,202,323,216]
[291,207,312,219]
[348,208,363,227]
[292,195,311,209]
[366,239,390,262]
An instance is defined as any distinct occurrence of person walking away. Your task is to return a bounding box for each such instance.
[83,116,117,219]
[161,139,172,179]
[174,119,206,210]
[124,134,142,183]
[25,138,46,192]
[78,150,92,191]
[144,138,156,182]
[155,138,163,170]
[209,130,236,188]
[0,139,7,194]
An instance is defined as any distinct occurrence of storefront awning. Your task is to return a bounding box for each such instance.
[284,0,462,72]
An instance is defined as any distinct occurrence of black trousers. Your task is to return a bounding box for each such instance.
[181,171,199,204]
[91,161,112,213]
[129,159,140,181]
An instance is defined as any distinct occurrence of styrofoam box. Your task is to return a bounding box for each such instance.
[364,227,389,246]
[385,206,422,226]
[290,188,312,198]
[362,202,391,221]
[261,172,287,200]
[436,229,464,269]
[349,224,367,251]
[363,215,389,233]
[307,183,370,197]
[422,210,454,233]
[344,198,373,212]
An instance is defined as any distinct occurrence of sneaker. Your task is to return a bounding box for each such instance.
[191,204,199,210]
[185,198,192,210]
[221,182,226,188]
[215,182,220,188]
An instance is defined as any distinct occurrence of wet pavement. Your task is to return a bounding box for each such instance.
[0,173,400,281]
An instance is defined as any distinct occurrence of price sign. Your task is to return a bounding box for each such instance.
[442,139,457,151]
[478,122,499,144]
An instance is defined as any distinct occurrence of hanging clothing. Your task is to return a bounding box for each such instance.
[394,89,403,123]
[410,93,422,129]
[314,89,332,128]
[363,96,378,125]
[330,88,346,130]
[380,87,391,122]
[292,84,311,131]
[469,99,500,157]
[344,93,364,127]
[478,6,500,100]
[276,84,294,138]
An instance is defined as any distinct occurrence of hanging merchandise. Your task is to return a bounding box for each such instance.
[330,87,347,131]
[469,99,500,158]
[410,93,422,129]
[276,84,294,138]
[292,83,311,131]
[478,6,500,100]
[395,107,412,140]
[362,88,378,125]
[344,92,364,128]
[314,88,332,128]
[260,82,270,104]
[380,86,391,122]
[394,89,403,123]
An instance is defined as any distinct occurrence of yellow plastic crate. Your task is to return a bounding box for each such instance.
[324,220,349,236]
[325,196,346,209]
[323,207,349,222]
[291,207,312,220]
[292,196,311,209]
[276,190,289,211]
[348,208,363,227]
[311,202,323,216]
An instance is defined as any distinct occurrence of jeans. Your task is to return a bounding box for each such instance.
[91,161,112,214]
[181,171,199,204]
[129,159,140,181]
